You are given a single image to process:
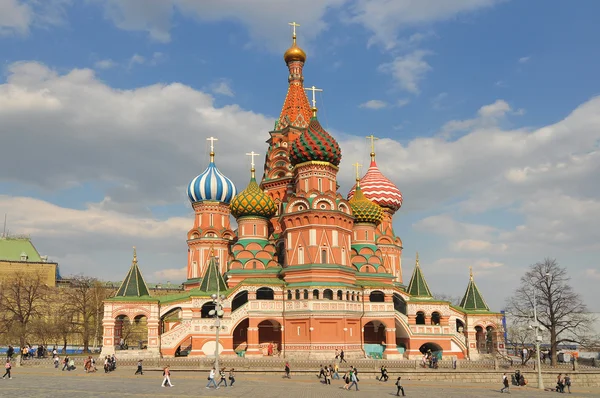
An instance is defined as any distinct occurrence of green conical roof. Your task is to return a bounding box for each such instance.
[407,252,432,298]
[199,251,227,293]
[115,248,150,297]
[459,268,490,311]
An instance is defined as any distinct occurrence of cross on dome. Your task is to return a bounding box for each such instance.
[289,21,300,38]
[246,151,260,178]
[366,134,379,158]
[207,136,218,161]
[305,85,323,110]
[352,162,363,181]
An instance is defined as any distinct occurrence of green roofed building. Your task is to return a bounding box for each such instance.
[406,252,432,298]
[0,235,58,286]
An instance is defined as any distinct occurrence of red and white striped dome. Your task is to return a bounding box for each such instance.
[347,158,403,213]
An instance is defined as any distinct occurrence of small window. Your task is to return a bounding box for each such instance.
[313,289,319,299]
[416,311,426,325]
[253,224,257,235]
[295,289,300,300]
[303,289,309,299]
[287,290,292,300]
[321,249,327,264]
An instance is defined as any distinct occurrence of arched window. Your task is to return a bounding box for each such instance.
[416,311,426,325]
[303,289,309,300]
[256,287,274,300]
[321,249,327,264]
[253,261,257,269]
[431,312,441,325]
[337,290,343,300]
[351,292,356,301]
[346,291,350,301]
[323,289,333,300]
[287,290,292,300]
[318,178,322,192]
[253,224,257,235]
[231,291,248,312]
[369,290,385,302]
[365,230,368,240]
[298,246,304,264]
[313,289,319,299]
[295,289,300,300]
[393,293,407,315]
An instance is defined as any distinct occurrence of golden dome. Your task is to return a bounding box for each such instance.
[284,38,306,63]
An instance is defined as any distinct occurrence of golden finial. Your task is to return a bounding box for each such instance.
[469,266,473,280]
[132,246,138,265]
[209,244,215,257]
[284,22,306,64]
[207,137,218,162]
[352,162,362,182]
[246,151,259,179]
[416,251,420,267]
[305,85,323,117]
[366,134,379,160]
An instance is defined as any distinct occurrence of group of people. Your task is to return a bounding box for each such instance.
[421,349,438,369]
[556,373,572,393]
[103,355,117,373]
[501,371,573,394]
[205,366,236,389]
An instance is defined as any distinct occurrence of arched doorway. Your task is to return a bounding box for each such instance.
[115,315,130,349]
[258,319,282,356]
[485,325,496,354]
[416,311,425,325]
[456,319,465,333]
[393,293,407,315]
[431,312,441,325]
[231,291,248,312]
[475,326,485,353]
[160,307,182,334]
[232,319,249,355]
[201,302,216,318]
[394,318,411,357]
[323,289,333,300]
[369,290,385,302]
[363,320,387,358]
[419,342,443,359]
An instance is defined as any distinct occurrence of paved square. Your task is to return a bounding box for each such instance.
[2,367,599,397]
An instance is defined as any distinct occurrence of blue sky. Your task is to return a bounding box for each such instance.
[1,0,599,312]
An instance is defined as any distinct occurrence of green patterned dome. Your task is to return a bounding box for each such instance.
[231,175,277,219]
[349,183,383,224]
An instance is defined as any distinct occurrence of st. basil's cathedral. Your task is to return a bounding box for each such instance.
[101,26,505,361]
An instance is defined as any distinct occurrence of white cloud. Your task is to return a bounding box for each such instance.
[518,56,531,64]
[396,98,410,107]
[211,79,234,97]
[94,59,117,69]
[585,269,600,280]
[154,267,187,281]
[359,99,388,109]
[348,0,500,49]
[431,92,448,110]
[0,0,32,35]
[454,239,508,254]
[378,50,432,93]
[128,53,146,68]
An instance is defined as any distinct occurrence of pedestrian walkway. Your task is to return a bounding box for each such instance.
[2,367,599,397]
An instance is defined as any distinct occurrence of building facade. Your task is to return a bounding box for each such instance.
[101,30,505,360]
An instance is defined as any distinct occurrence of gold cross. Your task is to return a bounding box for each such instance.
[416,251,420,266]
[305,85,323,109]
[132,246,137,265]
[352,162,362,180]
[207,136,218,153]
[366,134,379,154]
[246,151,260,169]
[289,21,300,38]
[470,266,473,279]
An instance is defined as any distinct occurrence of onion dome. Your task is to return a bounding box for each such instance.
[349,181,384,224]
[187,152,236,204]
[289,114,342,166]
[231,170,276,219]
[284,34,306,64]
[348,155,403,213]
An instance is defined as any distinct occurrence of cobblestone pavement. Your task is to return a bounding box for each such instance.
[2,367,599,397]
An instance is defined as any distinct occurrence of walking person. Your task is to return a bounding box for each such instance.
[206,367,218,389]
[564,374,571,394]
[335,348,339,361]
[217,367,228,388]
[135,359,143,375]
[161,365,174,387]
[348,368,359,391]
[2,359,12,380]
[284,361,291,379]
[339,349,347,363]
[333,363,340,380]
[6,346,14,360]
[343,371,350,389]
[556,373,565,393]
[62,355,69,371]
[228,368,236,387]
[395,376,405,396]
[500,372,510,393]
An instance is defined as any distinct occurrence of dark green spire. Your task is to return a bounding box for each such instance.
[115,247,150,297]
[407,252,432,298]
[459,267,490,311]
[199,249,227,293]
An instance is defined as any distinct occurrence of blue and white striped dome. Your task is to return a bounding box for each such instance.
[187,161,237,204]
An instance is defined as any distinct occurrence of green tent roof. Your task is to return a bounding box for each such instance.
[199,254,227,293]
[115,248,150,298]
[406,252,432,298]
[459,268,490,311]
[0,237,42,262]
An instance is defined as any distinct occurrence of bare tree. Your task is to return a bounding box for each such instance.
[433,293,462,306]
[61,275,113,353]
[0,272,48,347]
[506,258,593,366]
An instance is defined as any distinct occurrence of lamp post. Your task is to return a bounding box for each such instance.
[209,289,226,374]
[532,284,544,390]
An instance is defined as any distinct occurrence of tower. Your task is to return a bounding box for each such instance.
[229,151,279,286]
[348,135,404,282]
[185,137,236,287]
[260,22,313,220]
